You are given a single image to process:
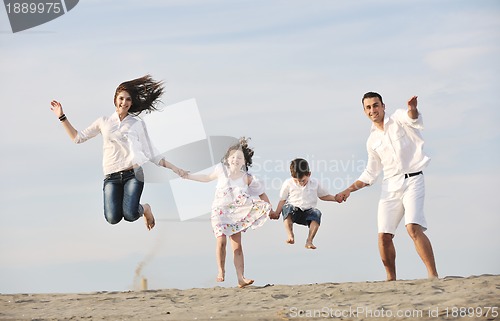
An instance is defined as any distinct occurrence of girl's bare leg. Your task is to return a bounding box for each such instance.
[229,232,254,288]
[215,235,227,282]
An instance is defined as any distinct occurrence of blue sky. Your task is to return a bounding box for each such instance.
[0,0,499,293]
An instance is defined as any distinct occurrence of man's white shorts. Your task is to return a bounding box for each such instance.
[377,174,427,234]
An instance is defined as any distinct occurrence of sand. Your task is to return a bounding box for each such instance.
[1,274,498,321]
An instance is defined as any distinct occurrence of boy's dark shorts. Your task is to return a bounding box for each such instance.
[282,203,321,226]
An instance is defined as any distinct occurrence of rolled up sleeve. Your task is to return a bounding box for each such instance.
[73,118,102,144]
[358,147,382,185]
[279,180,290,201]
[131,121,163,166]
[396,108,424,130]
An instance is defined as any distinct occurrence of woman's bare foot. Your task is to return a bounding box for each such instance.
[305,242,316,249]
[216,271,225,282]
[237,278,254,288]
[142,203,155,230]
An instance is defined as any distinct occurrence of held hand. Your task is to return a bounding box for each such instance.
[50,100,64,117]
[269,210,280,220]
[336,190,350,203]
[174,167,189,178]
[407,95,418,111]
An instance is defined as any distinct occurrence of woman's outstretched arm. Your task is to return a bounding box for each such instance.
[50,100,78,141]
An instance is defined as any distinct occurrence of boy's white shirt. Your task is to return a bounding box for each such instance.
[279,177,329,211]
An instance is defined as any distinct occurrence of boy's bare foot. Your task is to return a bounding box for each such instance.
[305,242,316,249]
[216,271,225,282]
[286,237,295,244]
[238,278,254,288]
[142,204,155,230]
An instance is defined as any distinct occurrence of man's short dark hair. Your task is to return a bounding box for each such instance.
[362,92,384,106]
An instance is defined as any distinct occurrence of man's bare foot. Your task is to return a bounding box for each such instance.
[305,242,316,249]
[216,271,225,282]
[238,278,254,288]
[286,237,295,244]
[142,203,155,231]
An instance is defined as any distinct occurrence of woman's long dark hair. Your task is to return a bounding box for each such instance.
[114,74,164,116]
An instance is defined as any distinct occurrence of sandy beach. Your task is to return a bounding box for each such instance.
[1,274,498,321]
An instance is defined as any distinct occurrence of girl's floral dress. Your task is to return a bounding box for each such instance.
[211,164,270,237]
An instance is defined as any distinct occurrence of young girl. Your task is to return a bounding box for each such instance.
[50,75,187,230]
[184,137,271,288]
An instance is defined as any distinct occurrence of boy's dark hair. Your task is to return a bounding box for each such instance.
[362,92,384,106]
[290,158,310,179]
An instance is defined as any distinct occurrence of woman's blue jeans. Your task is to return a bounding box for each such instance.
[103,168,144,224]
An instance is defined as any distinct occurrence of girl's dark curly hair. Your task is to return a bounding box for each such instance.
[113,74,164,116]
[222,137,254,171]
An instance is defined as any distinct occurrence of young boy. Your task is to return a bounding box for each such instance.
[270,158,341,249]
